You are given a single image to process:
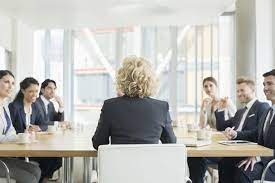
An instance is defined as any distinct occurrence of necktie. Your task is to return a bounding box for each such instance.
[263,108,273,143]
[235,106,247,129]
[46,103,51,121]
[3,107,12,134]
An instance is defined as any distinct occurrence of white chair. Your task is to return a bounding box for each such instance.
[97,144,191,183]
[0,160,16,183]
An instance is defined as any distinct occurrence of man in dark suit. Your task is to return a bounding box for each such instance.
[34,79,63,182]
[235,69,275,182]
[188,77,269,183]
[214,77,269,183]
[35,79,64,125]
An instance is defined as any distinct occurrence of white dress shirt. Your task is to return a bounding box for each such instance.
[24,105,32,128]
[41,95,64,114]
[236,98,257,131]
[0,103,17,142]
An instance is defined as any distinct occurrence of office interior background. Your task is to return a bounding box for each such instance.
[0,0,274,127]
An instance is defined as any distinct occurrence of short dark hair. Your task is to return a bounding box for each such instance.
[203,77,218,86]
[263,69,275,77]
[39,79,56,95]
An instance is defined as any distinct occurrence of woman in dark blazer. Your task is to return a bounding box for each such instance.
[92,56,177,150]
[9,77,47,133]
[9,77,61,182]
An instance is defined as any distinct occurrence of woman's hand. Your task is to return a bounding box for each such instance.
[202,98,211,110]
[219,97,229,109]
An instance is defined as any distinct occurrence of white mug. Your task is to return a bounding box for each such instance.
[205,130,212,140]
[54,121,59,129]
[17,133,30,143]
[197,130,206,140]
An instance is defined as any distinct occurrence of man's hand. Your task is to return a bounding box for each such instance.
[28,125,41,132]
[223,126,237,140]
[238,157,257,171]
[53,95,64,108]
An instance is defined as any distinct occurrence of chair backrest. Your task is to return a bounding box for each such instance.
[97,144,190,183]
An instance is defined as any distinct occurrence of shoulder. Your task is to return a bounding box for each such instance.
[254,100,270,109]
[9,100,22,110]
[34,97,43,105]
[104,96,168,108]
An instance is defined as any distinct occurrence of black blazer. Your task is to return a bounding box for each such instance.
[215,100,269,142]
[257,108,275,173]
[92,96,177,150]
[35,96,64,125]
[8,100,48,133]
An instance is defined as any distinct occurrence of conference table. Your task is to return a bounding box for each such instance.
[0,127,272,183]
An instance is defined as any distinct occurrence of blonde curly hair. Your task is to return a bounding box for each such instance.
[116,56,158,98]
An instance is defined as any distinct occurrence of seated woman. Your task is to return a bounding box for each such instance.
[199,77,236,129]
[0,70,41,183]
[9,77,61,182]
[9,77,47,133]
[92,56,176,149]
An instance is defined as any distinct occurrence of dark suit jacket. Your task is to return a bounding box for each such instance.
[257,108,275,174]
[92,96,177,150]
[35,96,64,125]
[215,100,269,142]
[8,100,48,133]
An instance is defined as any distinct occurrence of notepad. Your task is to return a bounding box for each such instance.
[177,138,212,147]
[218,140,257,145]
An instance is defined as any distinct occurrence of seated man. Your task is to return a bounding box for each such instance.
[35,79,64,125]
[188,77,269,183]
[234,69,275,183]
[34,79,64,182]
[215,77,269,183]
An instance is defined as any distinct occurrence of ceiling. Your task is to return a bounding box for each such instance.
[0,0,235,29]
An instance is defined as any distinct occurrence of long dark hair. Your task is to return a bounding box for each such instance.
[14,77,39,102]
[39,79,56,95]
[0,70,14,79]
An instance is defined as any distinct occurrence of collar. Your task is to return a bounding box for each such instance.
[245,98,257,110]
[41,95,50,106]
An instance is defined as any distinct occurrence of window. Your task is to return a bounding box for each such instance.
[33,14,235,125]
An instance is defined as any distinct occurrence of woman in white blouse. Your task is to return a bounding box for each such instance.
[199,77,236,129]
[0,70,41,183]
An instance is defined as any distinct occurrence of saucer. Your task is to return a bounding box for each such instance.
[188,128,199,132]
[16,141,31,145]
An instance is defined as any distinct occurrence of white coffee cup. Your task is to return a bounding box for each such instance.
[17,133,30,143]
[205,130,212,140]
[54,121,59,129]
[197,130,206,140]
[48,125,57,133]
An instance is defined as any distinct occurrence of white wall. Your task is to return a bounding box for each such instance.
[0,15,12,51]
[255,0,274,100]
[11,21,34,87]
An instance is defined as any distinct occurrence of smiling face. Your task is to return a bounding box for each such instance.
[203,81,217,97]
[22,84,39,103]
[41,82,56,100]
[236,83,255,104]
[0,74,15,98]
[263,75,275,103]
